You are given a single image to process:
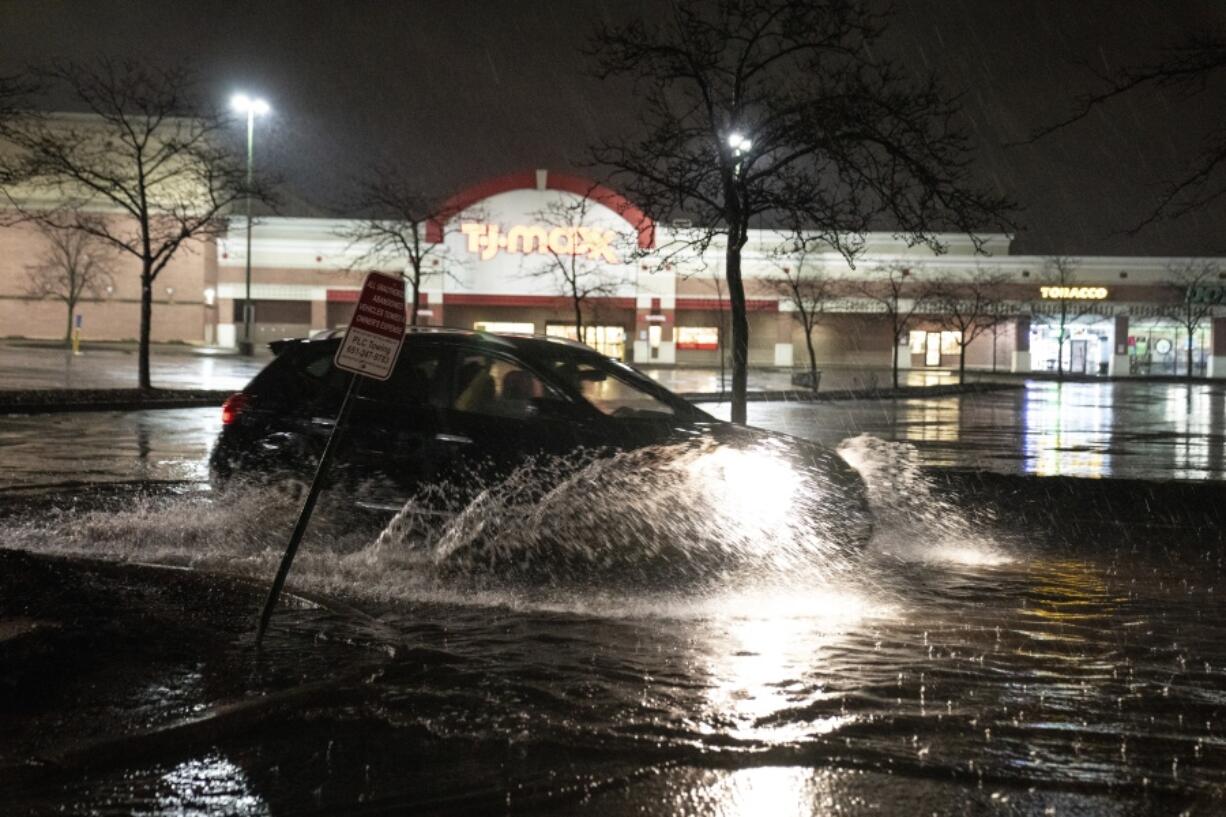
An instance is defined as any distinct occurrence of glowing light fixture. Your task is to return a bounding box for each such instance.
[230,92,271,356]
[230,93,270,116]
[727,132,752,152]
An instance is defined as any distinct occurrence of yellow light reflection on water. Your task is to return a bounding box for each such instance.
[699,589,888,743]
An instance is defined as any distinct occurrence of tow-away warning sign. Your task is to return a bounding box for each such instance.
[334,272,405,380]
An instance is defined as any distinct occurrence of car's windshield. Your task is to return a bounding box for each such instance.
[524,342,712,420]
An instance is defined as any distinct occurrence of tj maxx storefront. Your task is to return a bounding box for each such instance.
[212,170,1226,377]
[8,167,1219,377]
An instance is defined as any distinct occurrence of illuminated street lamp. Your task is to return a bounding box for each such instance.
[727,131,752,177]
[231,93,270,355]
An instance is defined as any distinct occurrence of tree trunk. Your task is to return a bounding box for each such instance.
[139,270,153,390]
[890,311,901,389]
[891,333,899,389]
[725,234,750,424]
[1187,332,1195,379]
[573,291,585,345]
[1057,309,1066,380]
[409,276,420,327]
[64,304,74,348]
[718,314,727,398]
[805,326,819,394]
[959,343,967,383]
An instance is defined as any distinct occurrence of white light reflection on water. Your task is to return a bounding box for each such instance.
[697,766,820,817]
[1022,382,1112,478]
[152,754,269,817]
[1164,384,1215,480]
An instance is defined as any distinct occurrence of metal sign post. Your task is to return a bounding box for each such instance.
[255,271,405,645]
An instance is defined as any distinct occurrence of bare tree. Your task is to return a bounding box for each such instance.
[0,73,39,193]
[338,164,469,327]
[767,243,833,392]
[709,269,730,397]
[0,59,271,389]
[929,267,1012,382]
[853,265,941,389]
[1161,260,1220,378]
[1036,256,1101,379]
[587,0,1015,422]
[25,222,116,346]
[1028,34,1224,232]
[522,193,635,345]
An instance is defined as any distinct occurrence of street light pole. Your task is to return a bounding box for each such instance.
[232,94,269,356]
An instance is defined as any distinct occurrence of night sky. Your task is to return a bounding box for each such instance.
[2,0,1222,256]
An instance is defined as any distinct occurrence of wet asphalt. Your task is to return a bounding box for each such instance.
[2,379,1225,491]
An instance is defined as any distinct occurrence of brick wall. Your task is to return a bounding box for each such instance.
[0,217,210,342]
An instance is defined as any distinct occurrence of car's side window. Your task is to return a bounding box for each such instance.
[451,351,562,420]
[370,345,451,409]
[548,359,676,418]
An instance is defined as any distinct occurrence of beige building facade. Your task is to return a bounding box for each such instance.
[4,168,1226,378]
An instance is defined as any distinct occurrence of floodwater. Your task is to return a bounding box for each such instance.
[3,380,1225,491]
[2,382,1226,814]
[0,344,265,391]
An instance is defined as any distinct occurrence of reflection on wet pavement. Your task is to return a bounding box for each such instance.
[3,381,1226,492]
[707,380,1226,480]
[644,366,959,394]
[0,344,267,391]
[0,409,220,490]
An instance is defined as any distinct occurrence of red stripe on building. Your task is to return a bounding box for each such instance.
[443,293,637,309]
[327,289,427,304]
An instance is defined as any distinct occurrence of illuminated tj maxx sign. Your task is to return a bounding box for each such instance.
[460,222,621,264]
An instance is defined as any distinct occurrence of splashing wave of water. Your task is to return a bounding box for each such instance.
[2,434,1005,611]
[376,436,874,591]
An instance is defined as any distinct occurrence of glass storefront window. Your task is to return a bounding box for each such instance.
[545,324,627,360]
[1129,323,1210,376]
[908,330,962,357]
[940,331,962,355]
[676,326,719,350]
[1029,321,1108,374]
[474,321,535,335]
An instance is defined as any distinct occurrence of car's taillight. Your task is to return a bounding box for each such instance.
[221,392,249,426]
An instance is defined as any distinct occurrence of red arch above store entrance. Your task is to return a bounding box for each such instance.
[425,169,655,249]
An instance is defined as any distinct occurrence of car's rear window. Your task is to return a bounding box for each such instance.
[246,342,348,411]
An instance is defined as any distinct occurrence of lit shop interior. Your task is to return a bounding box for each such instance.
[1029,318,1211,376]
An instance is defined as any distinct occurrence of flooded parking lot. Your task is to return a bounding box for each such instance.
[4,380,1225,491]
[3,380,1226,814]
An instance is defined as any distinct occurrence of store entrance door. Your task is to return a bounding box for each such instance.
[925,332,942,366]
[1070,339,1088,374]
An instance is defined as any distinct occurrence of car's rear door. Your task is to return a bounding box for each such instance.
[331,341,455,508]
[434,346,595,485]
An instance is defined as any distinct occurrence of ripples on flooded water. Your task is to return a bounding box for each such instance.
[2,436,1225,814]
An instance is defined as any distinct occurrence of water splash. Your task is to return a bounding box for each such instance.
[378,437,873,591]
[0,435,1005,615]
[837,434,1013,566]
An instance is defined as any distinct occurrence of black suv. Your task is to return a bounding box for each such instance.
[210,329,870,525]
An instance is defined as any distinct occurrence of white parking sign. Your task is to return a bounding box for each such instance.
[333,272,406,381]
